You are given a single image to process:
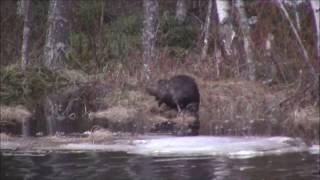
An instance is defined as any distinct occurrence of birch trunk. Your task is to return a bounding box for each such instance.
[97,0,105,64]
[276,0,316,78]
[143,0,158,80]
[200,0,213,61]
[284,0,305,30]
[309,0,320,62]
[20,0,32,71]
[265,33,288,83]
[235,0,256,81]
[216,0,234,56]
[309,0,319,105]
[44,0,71,71]
[17,0,25,16]
[176,0,188,24]
[293,2,301,30]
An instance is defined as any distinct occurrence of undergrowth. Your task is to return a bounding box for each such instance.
[0,65,69,107]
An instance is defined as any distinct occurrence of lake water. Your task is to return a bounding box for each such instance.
[1,136,319,180]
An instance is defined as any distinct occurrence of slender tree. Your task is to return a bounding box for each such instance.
[142,0,158,80]
[309,0,320,61]
[19,0,32,71]
[176,0,188,24]
[43,0,72,71]
[213,0,236,77]
[275,0,316,78]
[97,0,106,64]
[200,0,213,61]
[234,0,256,81]
[307,0,319,105]
[284,0,304,30]
[216,0,234,57]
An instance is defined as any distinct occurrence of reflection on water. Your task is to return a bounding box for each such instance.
[1,152,319,180]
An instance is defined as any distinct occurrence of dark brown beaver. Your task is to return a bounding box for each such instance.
[146,75,200,113]
[146,75,200,135]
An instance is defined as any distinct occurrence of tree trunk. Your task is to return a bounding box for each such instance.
[143,0,158,80]
[43,0,71,71]
[216,0,234,57]
[211,0,236,77]
[266,33,287,83]
[20,0,32,71]
[16,0,25,16]
[200,0,213,61]
[293,2,301,30]
[284,0,304,30]
[308,0,319,105]
[309,0,320,62]
[176,0,188,24]
[235,0,256,81]
[275,0,316,78]
[97,0,105,65]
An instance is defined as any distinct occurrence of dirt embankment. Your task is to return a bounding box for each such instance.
[1,74,319,144]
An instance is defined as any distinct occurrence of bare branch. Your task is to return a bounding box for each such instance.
[274,0,316,78]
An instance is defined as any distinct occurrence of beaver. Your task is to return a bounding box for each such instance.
[146,75,200,135]
[146,75,200,113]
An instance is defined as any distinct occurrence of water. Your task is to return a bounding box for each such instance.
[1,152,319,180]
[1,136,319,180]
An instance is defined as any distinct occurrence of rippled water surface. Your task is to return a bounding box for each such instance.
[1,151,319,180]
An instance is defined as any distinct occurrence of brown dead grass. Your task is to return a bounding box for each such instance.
[89,106,138,123]
[0,132,12,140]
[5,69,312,142]
[87,75,318,143]
[0,105,32,124]
[286,105,320,144]
[88,128,114,143]
[197,79,276,135]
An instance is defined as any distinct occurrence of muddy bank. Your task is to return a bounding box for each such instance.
[1,75,319,144]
